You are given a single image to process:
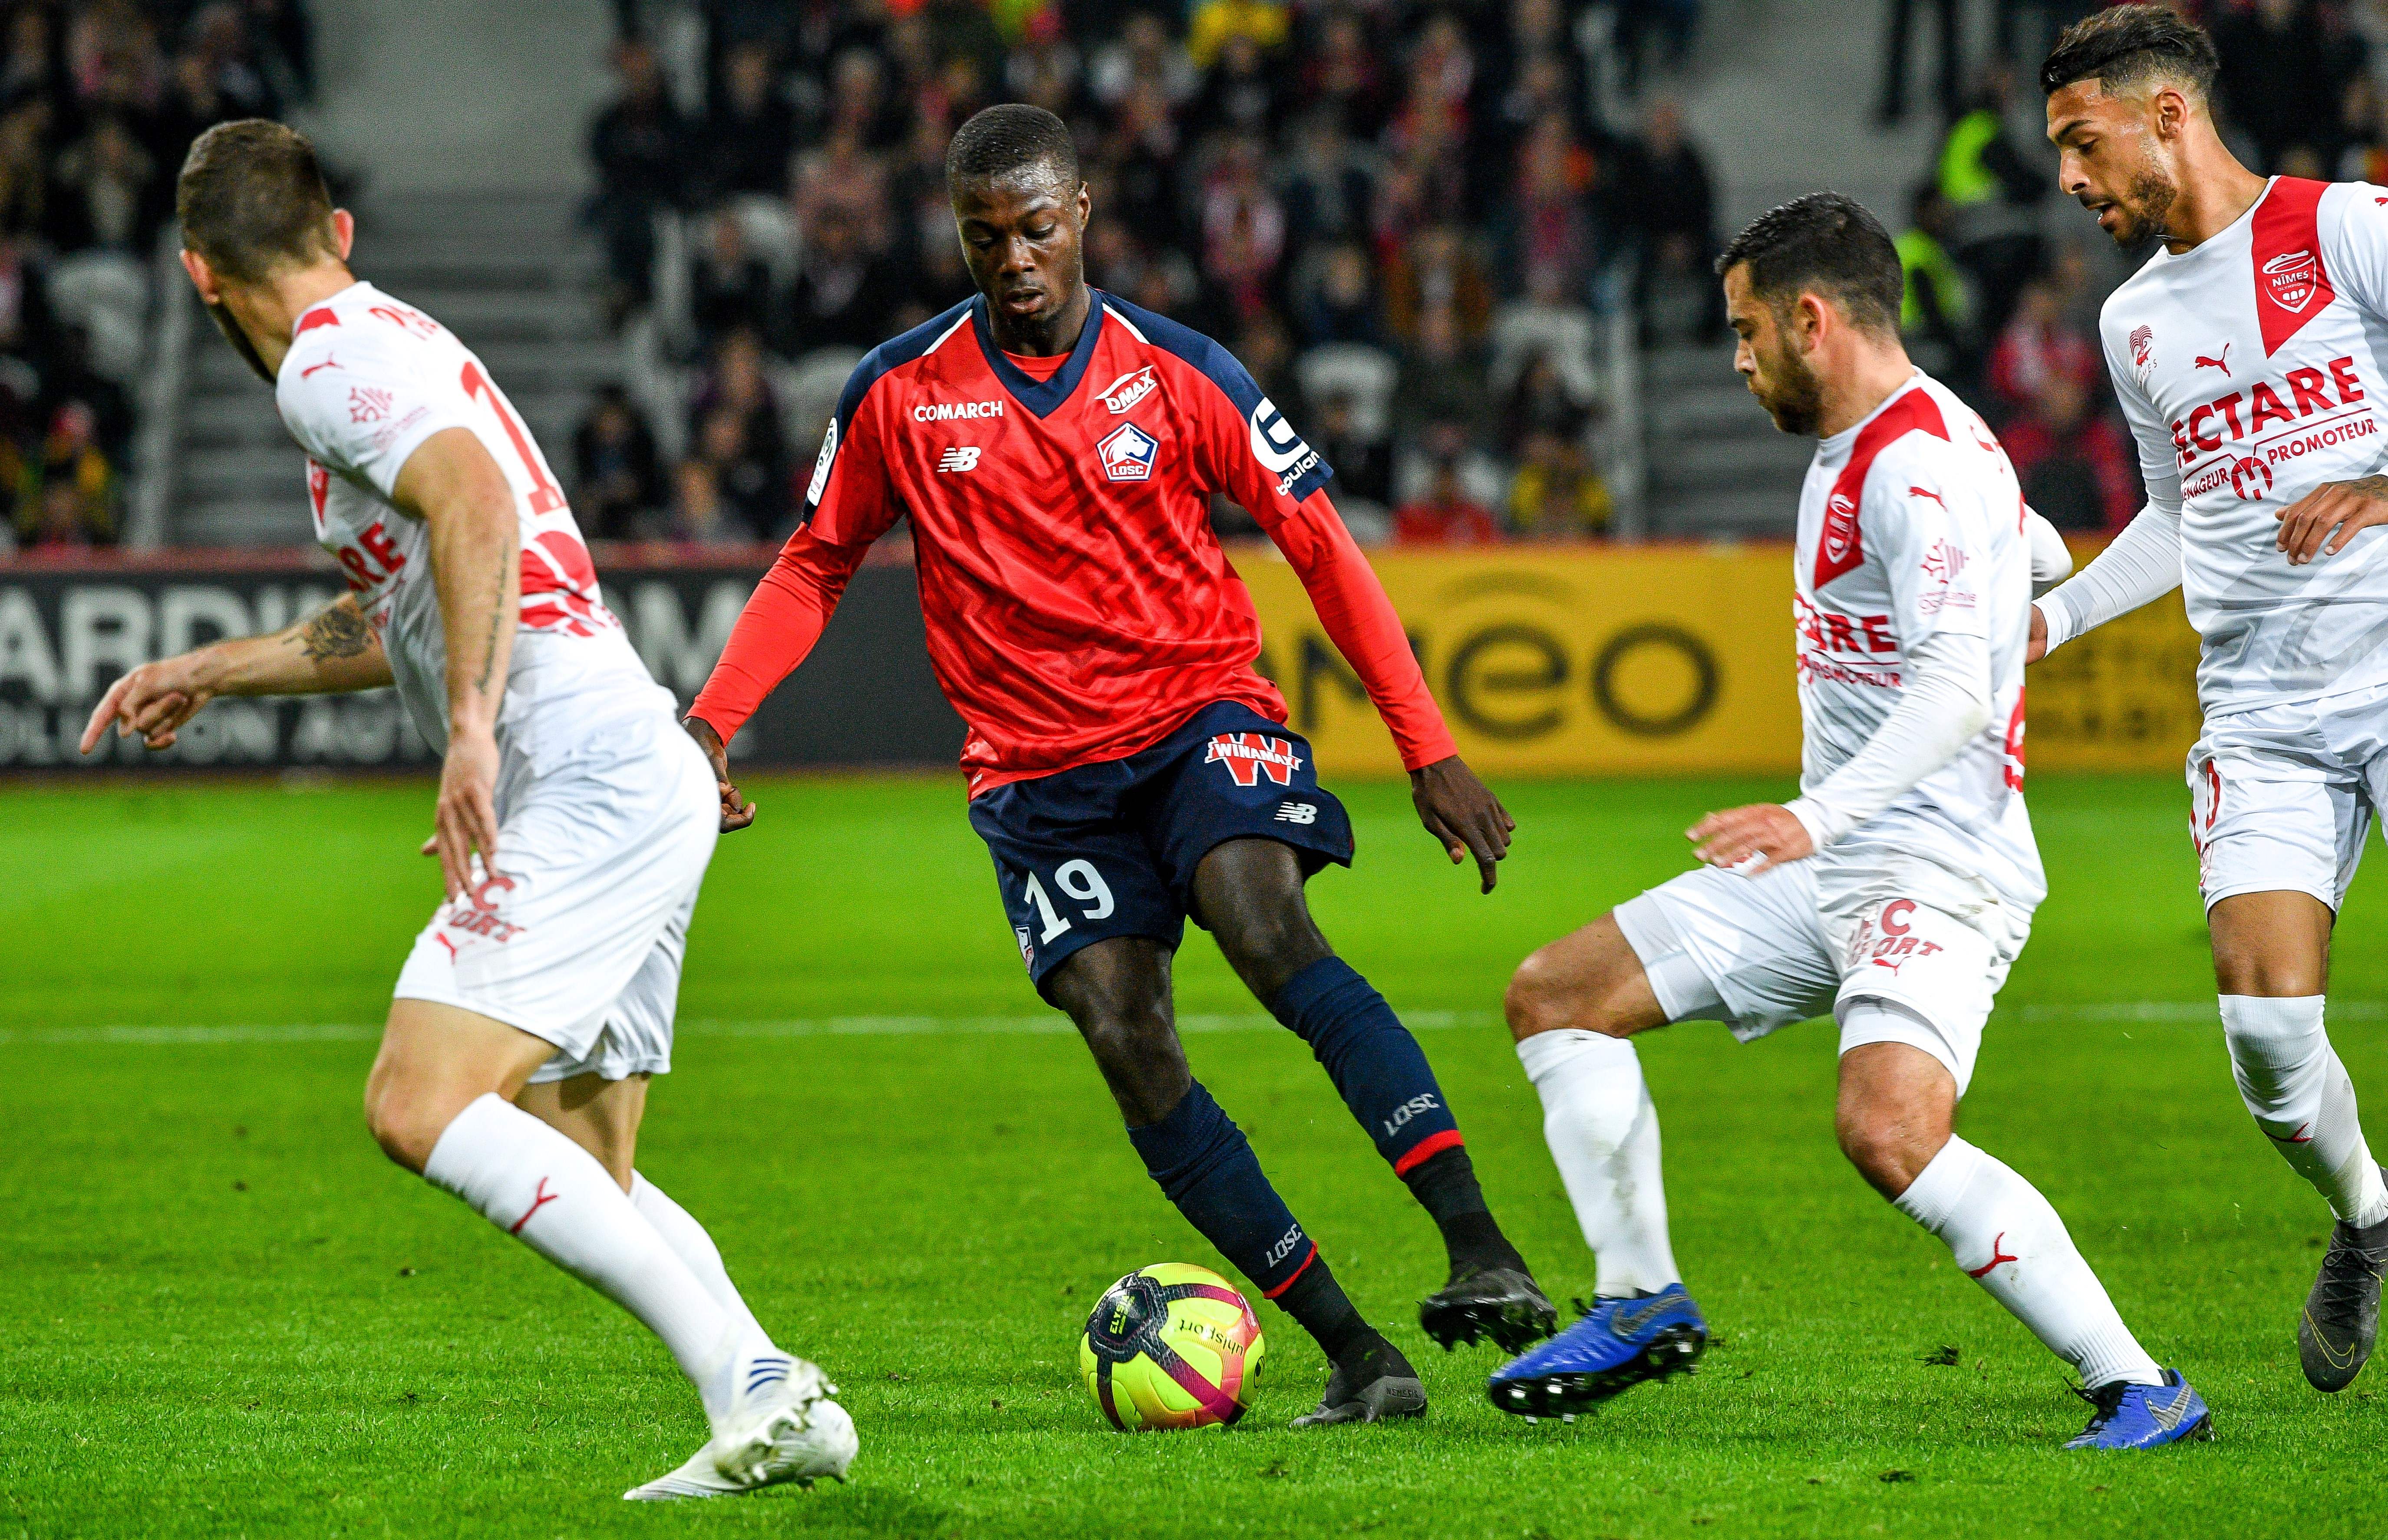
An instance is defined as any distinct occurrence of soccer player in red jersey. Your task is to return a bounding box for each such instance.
[687,104,1554,1424]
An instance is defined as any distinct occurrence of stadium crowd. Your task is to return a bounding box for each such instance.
[571,0,1718,547]
[1890,0,2388,537]
[0,0,311,551]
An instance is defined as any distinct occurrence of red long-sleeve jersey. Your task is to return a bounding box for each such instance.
[690,290,1456,794]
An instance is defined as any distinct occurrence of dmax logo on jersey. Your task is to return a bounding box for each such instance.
[1205,732,1302,786]
[1098,364,1160,414]
[1098,421,1159,480]
[1849,898,1942,975]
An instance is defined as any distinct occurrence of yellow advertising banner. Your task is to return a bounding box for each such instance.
[1237,540,2202,779]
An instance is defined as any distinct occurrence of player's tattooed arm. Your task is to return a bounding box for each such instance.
[2277,475,2388,564]
[392,426,519,900]
[297,595,375,661]
[76,594,394,756]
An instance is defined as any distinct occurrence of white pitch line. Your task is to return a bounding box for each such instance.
[2,1002,2377,1048]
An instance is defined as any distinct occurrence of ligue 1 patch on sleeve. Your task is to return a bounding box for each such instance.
[1098,421,1159,481]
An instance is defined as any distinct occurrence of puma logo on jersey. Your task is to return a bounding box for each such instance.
[2195,344,2231,376]
[300,354,340,378]
[937,445,982,472]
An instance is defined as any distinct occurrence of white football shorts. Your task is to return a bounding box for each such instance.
[2187,678,2388,911]
[393,707,718,1083]
[1612,847,2031,1096]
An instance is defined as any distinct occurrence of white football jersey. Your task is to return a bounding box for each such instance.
[275,281,670,773]
[2104,177,2388,713]
[1794,372,2043,909]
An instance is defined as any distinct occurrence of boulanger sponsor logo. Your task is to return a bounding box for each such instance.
[1098,364,1159,414]
[1247,396,1322,496]
[911,398,1003,422]
[1098,421,1159,481]
[805,416,839,505]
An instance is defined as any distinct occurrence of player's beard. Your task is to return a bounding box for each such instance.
[207,299,277,384]
[1754,336,1825,437]
[2104,166,2180,249]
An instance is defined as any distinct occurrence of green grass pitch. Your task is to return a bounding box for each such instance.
[5,771,2386,1538]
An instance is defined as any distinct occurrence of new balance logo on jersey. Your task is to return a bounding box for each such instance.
[1098,364,1159,414]
[1206,732,1301,786]
[1275,801,1317,824]
[1098,422,1158,481]
[937,445,982,473]
[913,399,1004,422]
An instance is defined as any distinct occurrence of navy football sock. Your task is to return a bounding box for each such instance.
[1127,1080,1364,1356]
[1269,956,1524,1274]
[1268,955,1465,1171]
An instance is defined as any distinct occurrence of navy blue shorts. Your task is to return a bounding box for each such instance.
[969,701,1356,991]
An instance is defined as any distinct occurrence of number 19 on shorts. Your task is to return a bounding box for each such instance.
[1023,859,1115,944]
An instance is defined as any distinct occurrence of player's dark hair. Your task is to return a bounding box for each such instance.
[176,119,339,283]
[1715,192,1903,336]
[2039,3,2219,100]
[946,102,1080,194]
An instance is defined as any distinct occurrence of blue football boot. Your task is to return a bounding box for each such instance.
[1485,1284,1706,1418]
[2062,1369,2213,1449]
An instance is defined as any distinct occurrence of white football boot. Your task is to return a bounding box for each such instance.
[623,1350,857,1501]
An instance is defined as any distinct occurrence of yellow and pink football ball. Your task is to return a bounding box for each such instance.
[1079,1263,1265,1430]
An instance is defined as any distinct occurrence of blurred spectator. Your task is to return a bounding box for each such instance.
[18,401,113,547]
[1507,429,1610,539]
[1614,99,1713,265]
[688,329,787,537]
[2213,0,2361,174]
[1392,303,1489,441]
[1295,242,1383,347]
[1198,133,1285,325]
[777,204,907,353]
[1187,0,1290,71]
[1186,32,1287,140]
[701,41,797,202]
[1384,224,1492,344]
[1615,0,1701,94]
[1937,66,2046,340]
[1499,111,1599,305]
[49,114,158,254]
[1896,184,1973,385]
[1394,455,1503,545]
[670,457,742,546]
[1500,348,1591,457]
[1987,279,2099,422]
[1873,0,1961,127]
[1280,110,1374,253]
[587,39,686,321]
[1300,11,1390,139]
[1312,390,1391,505]
[37,326,131,464]
[572,384,666,540]
[689,211,775,349]
[2001,376,2136,533]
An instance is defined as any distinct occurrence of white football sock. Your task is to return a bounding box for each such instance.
[424,1094,740,1419]
[631,1171,767,1343]
[1517,1029,1680,1297]
[1893,1134,2164,1388]
[2219,995,2388,1227]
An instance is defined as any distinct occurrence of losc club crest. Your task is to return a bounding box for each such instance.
[1098,421,1159,481]
[2265,249,2322,313]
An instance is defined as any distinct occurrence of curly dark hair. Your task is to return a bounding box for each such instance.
[1714,192,1902,336]
[2040,3,2220,100]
